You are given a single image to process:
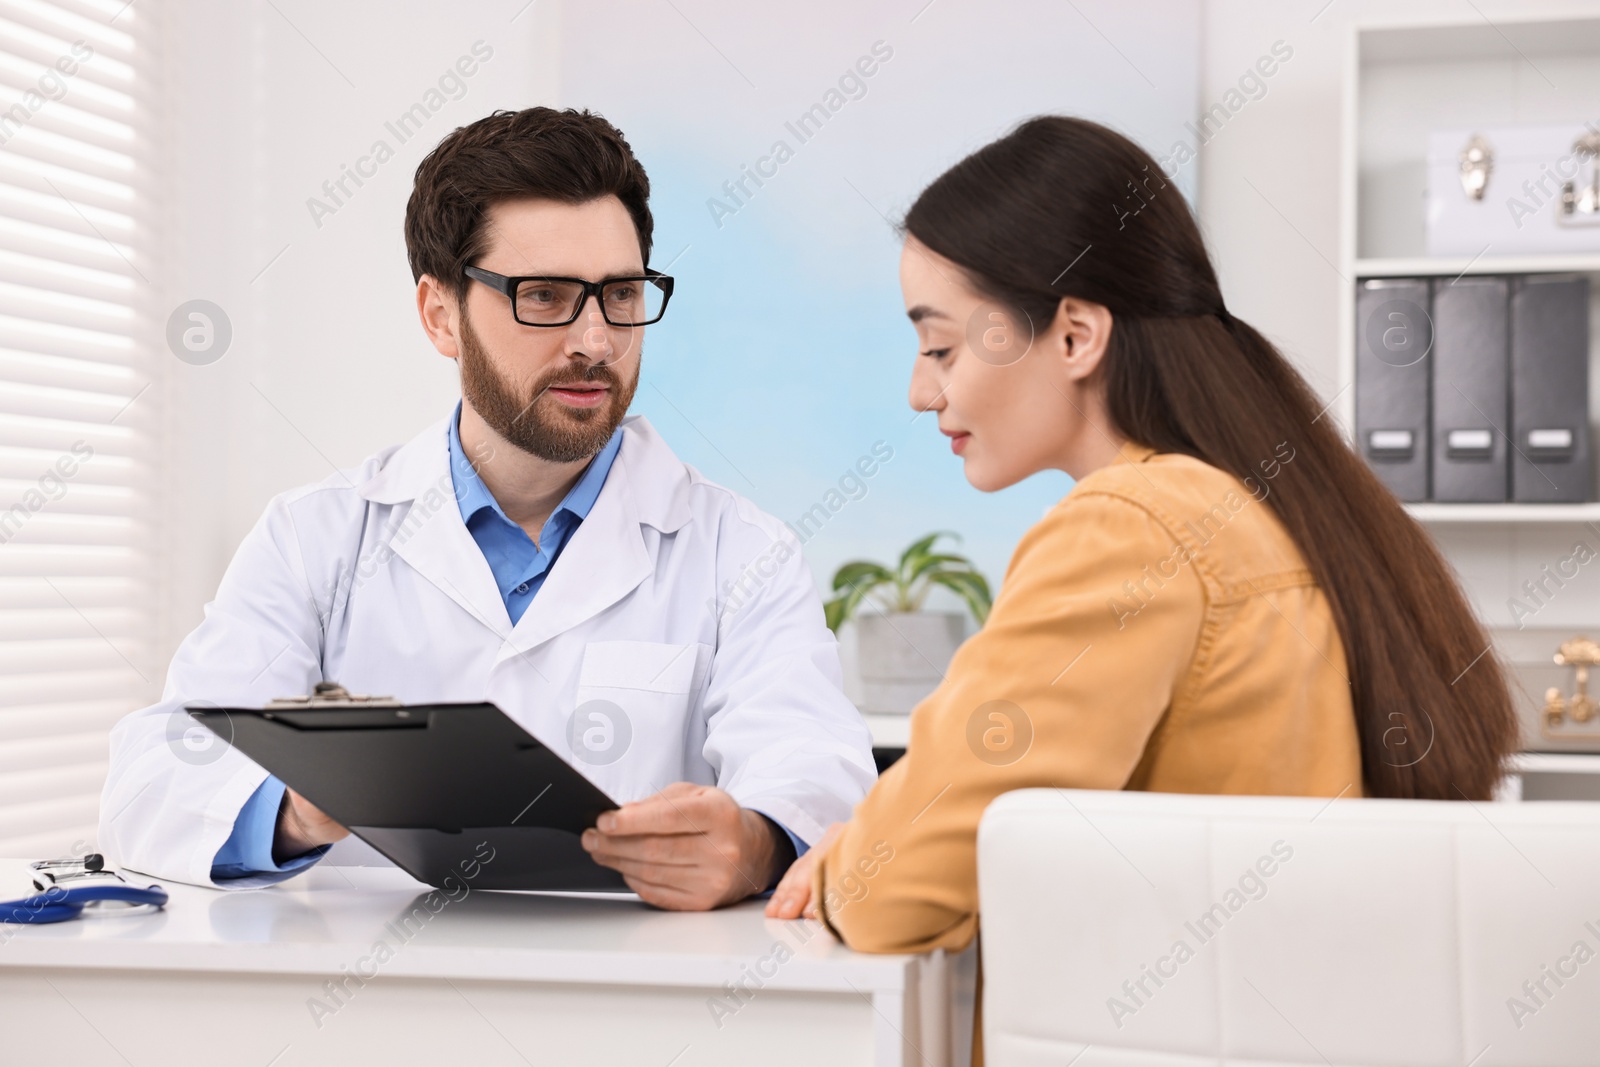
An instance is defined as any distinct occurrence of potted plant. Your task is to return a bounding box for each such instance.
[824,532,992,714]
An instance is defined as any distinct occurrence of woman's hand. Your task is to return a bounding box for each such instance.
[765,822,845,920]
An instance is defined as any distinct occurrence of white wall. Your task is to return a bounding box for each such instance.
[157,0,558,664]
[155,0,1597,721]
[1198,0,1600,728]
[1199,0,1600,422]
[154,0,1204,672]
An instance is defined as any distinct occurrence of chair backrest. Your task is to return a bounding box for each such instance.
[977,789,1600,1067]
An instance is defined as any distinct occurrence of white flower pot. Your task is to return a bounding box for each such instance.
[856,611,966,714]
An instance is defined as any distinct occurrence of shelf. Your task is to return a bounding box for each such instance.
[1356,255,1600,278]
[1511,752,1600,775]
[1405,503,1600,525]
[862,712,909,749]
[1358,16,1600,65]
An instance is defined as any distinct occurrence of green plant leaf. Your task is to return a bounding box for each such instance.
[823,576,884,632]
[897,530,959,583]
[827,533,991,629]
[904,552,971,586]
[907,569,969,612]
[927,570,994,625]
[830,560,894,593]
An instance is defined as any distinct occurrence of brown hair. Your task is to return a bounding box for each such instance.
[404,107,654,301]
[903,116,1517,800]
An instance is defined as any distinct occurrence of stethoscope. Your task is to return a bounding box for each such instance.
[1,853,169,925]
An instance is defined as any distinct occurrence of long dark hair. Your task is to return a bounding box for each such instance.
[903,116,1516,800]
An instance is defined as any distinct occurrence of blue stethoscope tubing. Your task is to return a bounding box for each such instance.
[2,882,169,924]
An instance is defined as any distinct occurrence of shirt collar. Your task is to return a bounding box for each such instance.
[446,400,623,530]
[1113,441,1158,466]
[361,410,693,535]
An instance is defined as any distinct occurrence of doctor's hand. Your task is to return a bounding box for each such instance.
[580,782,782,911]
[765,821,844,921]
[275,787,349,862]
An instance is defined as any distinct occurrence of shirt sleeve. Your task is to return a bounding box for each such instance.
[777,821,809,860]
[810,491,1205,954]
[698,509,877,847]
[99,489,336,889]
[210,775,330,883]
[742,809,806,894]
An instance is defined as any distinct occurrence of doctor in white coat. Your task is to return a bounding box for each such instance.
[98,107,876,909]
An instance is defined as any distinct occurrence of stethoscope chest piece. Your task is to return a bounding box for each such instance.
[4,853,169,924]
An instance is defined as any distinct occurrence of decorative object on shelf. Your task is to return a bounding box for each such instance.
[825,532,992,715]
[1542,635,1600,739]
[1458,133,1494,201]
[1559,130,1600,228]
[1427,125,1600,256]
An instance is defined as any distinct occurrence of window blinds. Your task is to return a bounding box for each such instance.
[0,0,157,859]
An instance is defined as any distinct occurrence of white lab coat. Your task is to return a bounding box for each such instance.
[98,412,876,889]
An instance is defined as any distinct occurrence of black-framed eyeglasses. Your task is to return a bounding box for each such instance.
[463,265,674,327]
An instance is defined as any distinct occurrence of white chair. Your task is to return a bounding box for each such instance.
[977,789,1600,1067]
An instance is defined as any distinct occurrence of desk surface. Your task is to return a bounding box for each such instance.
[0,860,920,996]
[864,713,910,749]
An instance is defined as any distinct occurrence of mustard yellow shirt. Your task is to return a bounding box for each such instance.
[813,444,1362,961]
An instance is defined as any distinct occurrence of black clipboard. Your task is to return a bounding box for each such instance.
[187,685,628,892]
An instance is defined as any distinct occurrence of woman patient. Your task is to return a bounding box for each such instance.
[766,116,1518,954]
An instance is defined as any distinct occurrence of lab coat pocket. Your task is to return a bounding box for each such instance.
[570,641,707,781]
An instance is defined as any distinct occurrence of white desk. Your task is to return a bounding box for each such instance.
[864,713,910,750]
[0,860,966,1067]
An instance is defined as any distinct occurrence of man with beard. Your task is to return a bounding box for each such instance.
[98,108,876,910]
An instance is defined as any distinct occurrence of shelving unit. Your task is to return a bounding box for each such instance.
[1503,751,1600,802]
[1405,501,1600,524]
[1355,254,1600,278]
[1512,751,1600,776]
[1337,15,1600,764]
[1337,13,1600,519]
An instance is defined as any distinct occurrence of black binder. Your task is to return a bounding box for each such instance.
[1356,278,1432,501]
[187,684,628,892]
[1431,276,1509,502]
[1510,274,1593,503]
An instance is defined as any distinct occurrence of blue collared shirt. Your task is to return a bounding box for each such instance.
[213,406,802,882]
[447,402,622,625]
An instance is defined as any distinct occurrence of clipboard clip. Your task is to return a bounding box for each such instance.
[265,681,402,710]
